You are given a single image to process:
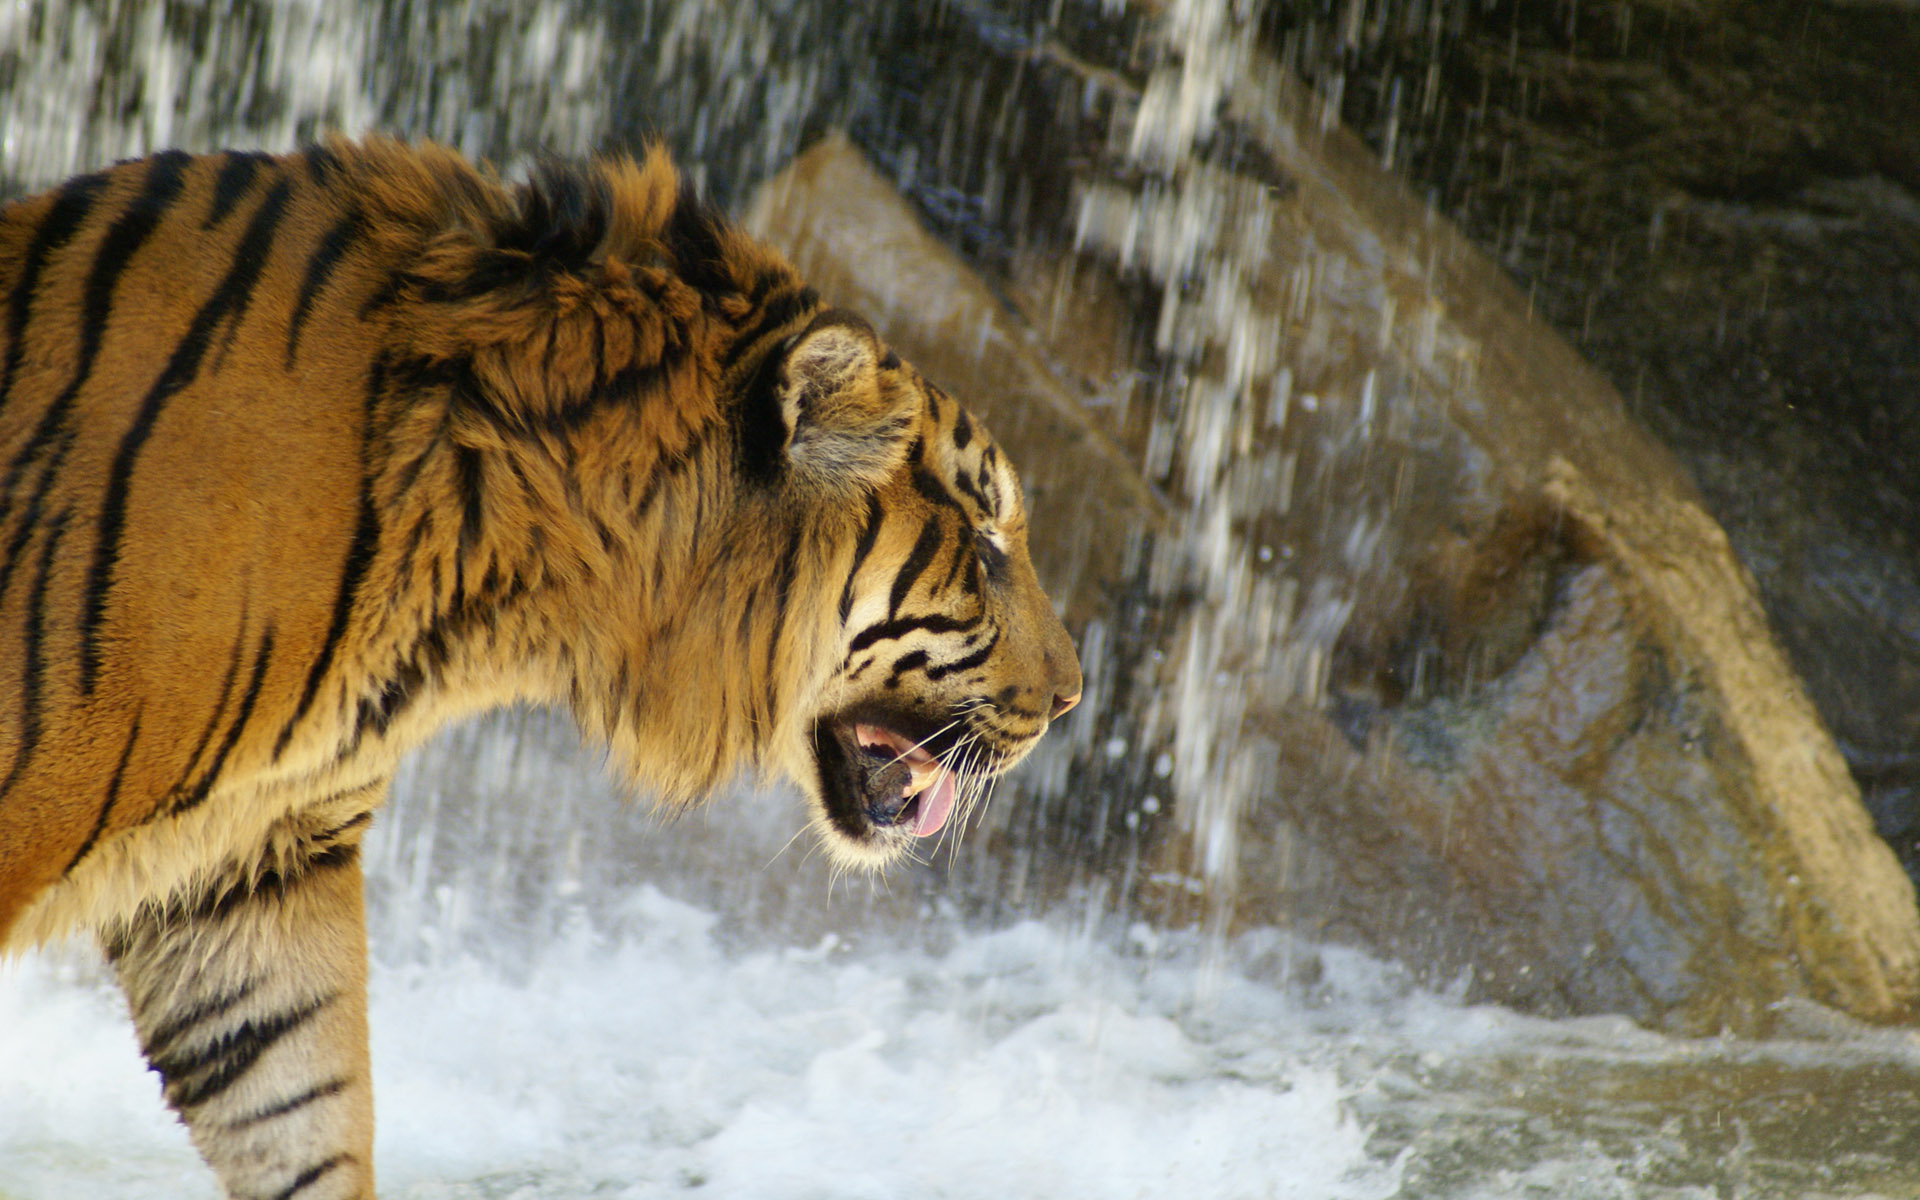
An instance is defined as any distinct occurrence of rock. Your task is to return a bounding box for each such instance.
[1263,0,1920,888]
[744,54,1920,1030]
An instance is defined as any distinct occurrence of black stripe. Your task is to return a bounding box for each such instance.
[924,628,1002,681]
[735,587,758,645]
[453,444,485,560]
[168,625,247,804]
[0,157,191,590]
[203,151,268,229]
[351,659,424,744]
[385,420,443,501]
[951,458,992,513]
[887,516,945,619]
[346,597,470,758]
[386,511,432,598]
[140,979,258,1064]
[935,528,971,594]
[275,354,387,759]
[285,210,363,368]
[588,315,607,395]
[541,347,692,437]
[303,143,342,186]
[62,712,141,875]
[312,809,373,846]
[186,840,360,930]
[608,658,632,722]
[173,626,275,814]
[274,489,377,759]
[763,523,806,694]
[153,992,335,1111]
[0,510,70,801]
[632,424,711,519]
[838,492,884,623]
[846,611,982,656]
[885,648,930,687]
[732,329,790,486]
[5,152,190,484]
[305,838,360,875]
[743,264,785,305]
[360,346,389,435]
[953,408,974,450]
[719,284,818,369]
[358,269,407,318]
[80,177,293,694]
[0,427,70,606]
[0,171,109,420]
[272,1153,351,1200]
[974,532,1009,584]
[662,181,731,296]
[910,463,969,519]
[959,552,984,603]
[225,1076,352,1131]
[514,159,613,270]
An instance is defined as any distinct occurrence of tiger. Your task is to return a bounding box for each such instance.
[0,137,1081,1199]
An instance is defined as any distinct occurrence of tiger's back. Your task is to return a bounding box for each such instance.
[0,139,1080,1199]
[0,147,400,936]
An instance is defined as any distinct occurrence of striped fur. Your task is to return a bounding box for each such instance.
[0,139,1080,1197]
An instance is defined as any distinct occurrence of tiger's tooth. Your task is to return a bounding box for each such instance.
[905,759,940,796]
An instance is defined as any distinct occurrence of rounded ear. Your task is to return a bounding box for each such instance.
[776,310,917,496]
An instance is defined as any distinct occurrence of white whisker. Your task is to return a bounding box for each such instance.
[942,735,992,857]
[763,822,813,872]
[969,751,997,828]
[972,772,1001,829]
[875,712,969,769]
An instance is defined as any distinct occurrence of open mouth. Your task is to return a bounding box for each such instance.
[811,713,966,843]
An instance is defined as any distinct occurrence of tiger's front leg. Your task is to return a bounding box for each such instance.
[104,795,382,1200]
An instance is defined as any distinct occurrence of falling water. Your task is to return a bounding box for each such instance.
[4,2,1920,1197]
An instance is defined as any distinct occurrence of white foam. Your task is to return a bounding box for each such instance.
[10,871,1920,1198]
[1,895,1405,1199]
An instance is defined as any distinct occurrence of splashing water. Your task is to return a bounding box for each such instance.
[3,897,1411,1200]
[10,710,1920,1199]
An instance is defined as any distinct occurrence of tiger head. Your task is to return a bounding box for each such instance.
[734,308,1082,869]
[382,149,1083,871]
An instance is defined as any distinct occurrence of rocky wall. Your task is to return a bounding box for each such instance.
[748,76,1920,1030]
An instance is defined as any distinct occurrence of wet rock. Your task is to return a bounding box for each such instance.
[1260,0,1920,888]
[746,71,1920,1030]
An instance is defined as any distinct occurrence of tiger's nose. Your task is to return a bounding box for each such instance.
[1050,690,1081,720]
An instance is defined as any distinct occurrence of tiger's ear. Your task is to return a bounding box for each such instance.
[775,311,916,496]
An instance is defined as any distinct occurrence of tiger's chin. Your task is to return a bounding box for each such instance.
[803,705,997,869]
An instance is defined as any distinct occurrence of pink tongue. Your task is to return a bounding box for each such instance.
[914,770,957,837]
